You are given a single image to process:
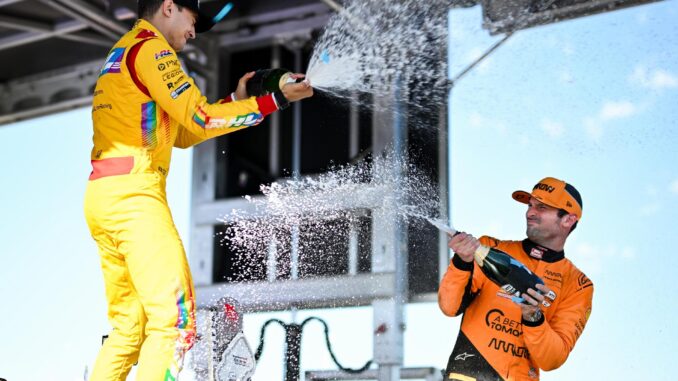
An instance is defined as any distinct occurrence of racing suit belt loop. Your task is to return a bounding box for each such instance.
[89,156,134,180]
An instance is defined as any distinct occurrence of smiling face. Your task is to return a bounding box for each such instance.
[165,3,197,51]
[525,198,569,246]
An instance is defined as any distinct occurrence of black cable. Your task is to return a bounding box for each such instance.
[255,317,373,373]
[300,317,373,374]
[254,318,286,361]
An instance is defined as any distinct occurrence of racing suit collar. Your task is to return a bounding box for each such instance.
[522,239,565,263]
[134,19,171,47]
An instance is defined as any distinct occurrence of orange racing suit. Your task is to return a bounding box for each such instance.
[438,237,593,381]
[84,19,283,381]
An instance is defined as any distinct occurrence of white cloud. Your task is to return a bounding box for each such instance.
[541,119,564,138]
[583,100,640,140]
[651,69,678,88]
[670,179,678,195]
[570,242,636,275]
[629,66,678,89]
[599,101,638,121]
[466,112,506,134]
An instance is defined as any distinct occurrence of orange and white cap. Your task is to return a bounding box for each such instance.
[512,177,583,220]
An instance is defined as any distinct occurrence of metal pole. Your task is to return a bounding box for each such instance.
[284,324,303,381]
[292,48,302,179]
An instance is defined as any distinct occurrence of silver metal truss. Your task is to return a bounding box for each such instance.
[305,367,443,381]
[0,59,101,124]
[482,0,663,34]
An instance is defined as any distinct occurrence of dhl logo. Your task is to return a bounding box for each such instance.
[228,113,263,127]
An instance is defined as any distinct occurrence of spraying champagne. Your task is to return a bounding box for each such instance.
[427,218,544,303]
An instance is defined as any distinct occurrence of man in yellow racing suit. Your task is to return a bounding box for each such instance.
[439,177,593,380]
[83,1,312,380]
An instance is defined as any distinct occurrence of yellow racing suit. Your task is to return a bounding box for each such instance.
[84,19,282,381]
[439,237,594,381]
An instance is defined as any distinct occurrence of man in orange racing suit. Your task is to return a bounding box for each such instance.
[439,177,593,381]
[83,1,313,380]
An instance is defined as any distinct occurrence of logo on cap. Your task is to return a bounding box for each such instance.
[512,177,583,220]
[534,183,555,193]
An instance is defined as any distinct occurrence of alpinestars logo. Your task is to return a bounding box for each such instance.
[454,353,475,361]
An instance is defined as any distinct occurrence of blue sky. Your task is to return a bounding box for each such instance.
[1,1,677,380]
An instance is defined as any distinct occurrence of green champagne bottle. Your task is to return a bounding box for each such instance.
[425,218,545,303]
[473,245,544,302]
[246,68,298,97]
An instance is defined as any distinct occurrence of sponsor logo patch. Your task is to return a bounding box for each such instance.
[92,103,112,112]
[100,47,125,76]
[155,50,173,60]
[501,284,517,295]
[170,82,192,99]
[227,113,263,128]
[485,309,522,337]
[454,352,475,361]
[206,118,227,128]
[159,59,180,72]
[533,183,555,193]
[162,69,183,82]
[529,247,544,259]
[487,338,530,359]
[577,273,593,291]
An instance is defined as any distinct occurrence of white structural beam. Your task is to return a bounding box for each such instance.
[40,0,119,40]
[0,60,101,125]
[0,19,88,51]
[0,15,50,32]
[53,0,129,35]
[194,273,397,312]
[0,0,24,7]
[306,367,442,381]
[0,15,110,46]
[0,96,91,125]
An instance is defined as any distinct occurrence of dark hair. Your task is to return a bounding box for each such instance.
[138,0,164,19]
[557,209,578,233]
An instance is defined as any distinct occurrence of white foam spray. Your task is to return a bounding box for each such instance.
[215,0,453,287]
[219,150,446,276]
[305,0,449,112]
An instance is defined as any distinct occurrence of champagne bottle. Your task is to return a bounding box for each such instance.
[424,218,545,303]
[246,68,300,97]
[473,245,544,302]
